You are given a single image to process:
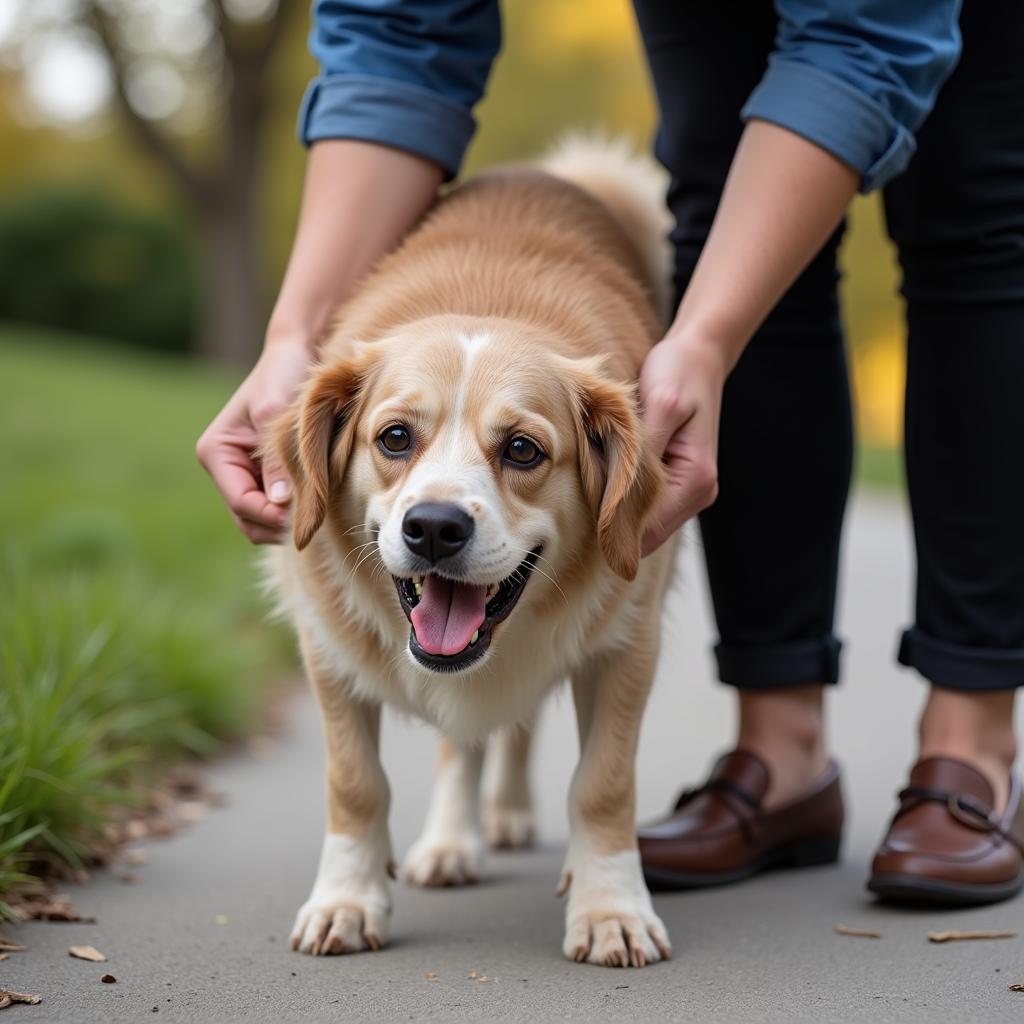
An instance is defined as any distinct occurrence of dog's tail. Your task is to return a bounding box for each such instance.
[541,133,672,320]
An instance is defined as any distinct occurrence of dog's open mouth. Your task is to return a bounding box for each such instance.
[393,547,542,672]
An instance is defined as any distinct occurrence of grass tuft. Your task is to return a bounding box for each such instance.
[0,327,292,916]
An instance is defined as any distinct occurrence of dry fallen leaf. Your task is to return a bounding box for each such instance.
[176,801,208,823]
[0,954,7,962]
[835,925,882,939]
[424,972,438,981]
[69,945,107,963]
[0,939,25,953]
[0,989,42,1008]
[146,818,178,838]
[101,974,117,984]
[22,900,95,924]
[125,820,149,841]
[467,970,480,979]
[927,930,1017,944]
[1008,983,1024,992]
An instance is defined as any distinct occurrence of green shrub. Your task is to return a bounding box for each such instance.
[0,188,198,352]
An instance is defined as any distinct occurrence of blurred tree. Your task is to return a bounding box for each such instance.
[92,0,299,364]
[0,0,906,441]
[1,0,301,364]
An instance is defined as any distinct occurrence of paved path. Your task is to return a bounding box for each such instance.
[5,494,1023,1023]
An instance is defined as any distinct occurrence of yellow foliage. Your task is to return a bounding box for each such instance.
[851,327,906,449]
[525,0,640,64]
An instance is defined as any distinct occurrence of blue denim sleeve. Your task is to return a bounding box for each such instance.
[299,1,501,180]
[742,1,962,191]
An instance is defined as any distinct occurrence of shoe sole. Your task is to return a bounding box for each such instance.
[643,834,842,891]
[867,870,1024,908]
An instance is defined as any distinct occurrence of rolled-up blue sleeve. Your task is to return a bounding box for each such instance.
[742,1,962,191]
[299,1,501,180]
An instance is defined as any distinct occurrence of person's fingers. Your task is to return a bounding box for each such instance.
[641,413,720,556]
[226,462,289,528]
[233,514,286,546]
[260,451,292,506]
[641,498,688,557]
[641,499,694,556]
[200,441,289,530]
[642,466,719,555]
[641,382,693,457]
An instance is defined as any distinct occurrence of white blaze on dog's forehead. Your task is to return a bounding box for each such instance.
[451,330,493,425]
[457,331,492,360]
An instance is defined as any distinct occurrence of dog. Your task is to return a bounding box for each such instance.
[268,137,679,968]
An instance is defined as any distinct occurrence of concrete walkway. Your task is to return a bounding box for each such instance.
[4,494,1023,1023]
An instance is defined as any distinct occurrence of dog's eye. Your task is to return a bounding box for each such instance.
[503,436,544,468]
[378,424,413,455]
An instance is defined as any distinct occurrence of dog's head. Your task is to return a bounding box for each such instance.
[274,316,663,674]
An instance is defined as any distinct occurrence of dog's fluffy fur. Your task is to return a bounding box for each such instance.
[267,138,679,967]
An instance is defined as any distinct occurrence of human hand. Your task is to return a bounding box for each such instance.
[196,337,315,544]
[639,335,725,555]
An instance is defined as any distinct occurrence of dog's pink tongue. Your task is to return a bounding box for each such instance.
[411,576,487,656]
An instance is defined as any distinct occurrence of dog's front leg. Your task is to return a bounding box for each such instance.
[291,658,392,956]
[403,738,485,886]
[560,648,671,968]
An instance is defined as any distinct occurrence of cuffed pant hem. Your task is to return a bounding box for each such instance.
[714,635,843,689]
[898,627,1024,691]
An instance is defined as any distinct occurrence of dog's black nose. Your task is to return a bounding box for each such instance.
[402,502,475,564]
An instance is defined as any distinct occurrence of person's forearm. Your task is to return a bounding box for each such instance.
[266,140,444,351]
[664,120,859,371]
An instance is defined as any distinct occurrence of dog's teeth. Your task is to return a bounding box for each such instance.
[414,580,423,596]
[471,630,479,644]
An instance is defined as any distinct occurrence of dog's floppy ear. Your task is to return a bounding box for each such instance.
[563,356,665,581]
[273,346,376,551]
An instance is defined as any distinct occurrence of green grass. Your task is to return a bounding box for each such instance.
[0,326,294,915]
[856,444,904,494]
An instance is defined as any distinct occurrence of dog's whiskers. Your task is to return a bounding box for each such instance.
[526,565,568,606]
[352,544,384,578]
[383,649,408,687]
[341,523,379,538]
[341,540,379,573]
[509,546,568,607]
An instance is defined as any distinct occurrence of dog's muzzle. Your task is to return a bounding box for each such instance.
[393,547,542,673]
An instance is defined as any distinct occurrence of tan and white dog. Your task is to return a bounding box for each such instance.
[268,139,679,968]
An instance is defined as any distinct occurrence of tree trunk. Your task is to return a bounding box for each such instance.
[198,49,270,365]
[84,0,295,365]
[200,206,266,365]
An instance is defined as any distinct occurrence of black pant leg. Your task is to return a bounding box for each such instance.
[634,0,854,688]
[884,1,1024,691]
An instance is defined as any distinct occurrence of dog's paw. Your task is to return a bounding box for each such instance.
[290,895,389,956]
[484,804,535,850]
[562,907,671,968]
[291,834,391,956]
[402,833,482,887]
[561,849,671,968]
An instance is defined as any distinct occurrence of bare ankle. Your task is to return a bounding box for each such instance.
[736,686,829,808]
[918,688,1017,812]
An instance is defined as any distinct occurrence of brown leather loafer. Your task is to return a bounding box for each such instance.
[868,757,1024,907]
[638,750,844,890]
